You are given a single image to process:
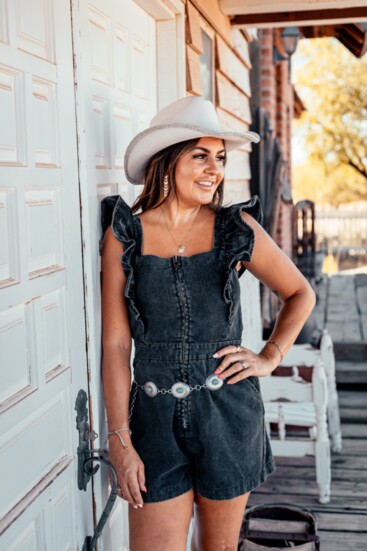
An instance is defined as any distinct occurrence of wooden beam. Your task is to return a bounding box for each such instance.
[220,0,367,16]
[231,7,367,29]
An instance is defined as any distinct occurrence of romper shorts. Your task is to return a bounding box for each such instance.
[100,194,276,503]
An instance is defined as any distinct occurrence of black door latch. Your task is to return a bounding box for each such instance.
[75,389,119,551]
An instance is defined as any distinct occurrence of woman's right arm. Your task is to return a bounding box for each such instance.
[101,225,146,508]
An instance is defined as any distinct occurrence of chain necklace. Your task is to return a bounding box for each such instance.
[161,205,202,255]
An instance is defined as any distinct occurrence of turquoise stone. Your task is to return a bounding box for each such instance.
[206,374,223,391]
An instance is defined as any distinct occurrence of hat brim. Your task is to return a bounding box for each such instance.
[124,123,260,185]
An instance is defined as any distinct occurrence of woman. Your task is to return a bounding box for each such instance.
[100,96,316,551]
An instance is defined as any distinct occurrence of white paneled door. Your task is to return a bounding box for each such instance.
[0,0,92,549]
[72,0,157,547]
[1,0,180,547]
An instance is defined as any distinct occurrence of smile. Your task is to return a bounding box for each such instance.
[196,181,215,188]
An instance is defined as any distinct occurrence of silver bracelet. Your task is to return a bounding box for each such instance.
[107,427,132,450]
[107,426,132,436]
[267,339,284,362]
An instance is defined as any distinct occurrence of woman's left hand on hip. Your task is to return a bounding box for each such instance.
[213,344,273,384]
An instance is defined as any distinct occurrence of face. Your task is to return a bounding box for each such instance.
[173,137,225,206]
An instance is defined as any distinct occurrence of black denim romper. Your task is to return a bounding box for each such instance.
[100,195,275,503]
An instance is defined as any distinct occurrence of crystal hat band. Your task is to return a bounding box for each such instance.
[137,374,224,399]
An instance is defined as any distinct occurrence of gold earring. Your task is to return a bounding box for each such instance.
[163,174,169,198]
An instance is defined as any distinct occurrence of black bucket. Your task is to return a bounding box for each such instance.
[239,504,320,550]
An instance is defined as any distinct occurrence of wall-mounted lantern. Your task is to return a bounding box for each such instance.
[281,26,300,57]
[273,26,301,78]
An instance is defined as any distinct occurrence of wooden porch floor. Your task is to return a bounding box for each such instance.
[313,273,367,345]
[246,272,367,550]
[313,273,367,383]
[246,388,367,550]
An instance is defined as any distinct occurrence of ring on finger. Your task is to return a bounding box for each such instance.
[241,362,248,370]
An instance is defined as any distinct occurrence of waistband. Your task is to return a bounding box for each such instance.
[134,339,242,362]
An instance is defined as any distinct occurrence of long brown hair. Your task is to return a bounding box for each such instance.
[131,138,225,213]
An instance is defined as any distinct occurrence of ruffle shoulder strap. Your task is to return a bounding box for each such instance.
[100,195,144,334]
[100,194,134,250]
[99,194,137,284]
[221,195,264,272]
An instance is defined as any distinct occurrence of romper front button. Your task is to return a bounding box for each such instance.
[171,382,190,399]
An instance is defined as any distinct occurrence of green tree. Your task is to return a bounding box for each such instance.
[293,38,367,204]
[292,159,366,206]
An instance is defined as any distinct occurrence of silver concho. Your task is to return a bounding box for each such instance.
[206,374,224,391]
[143,381,158,397]
[171,382,191,399]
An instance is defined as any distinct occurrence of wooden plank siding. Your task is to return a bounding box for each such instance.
[190,0,232,43]
[224,149,251,181]
[216,71,252,125]
[185,2,203,54]
[216,35,251,95]
[216,106,252,134]
[185,0,254,201]
[232,29,252,68]
[186,45,203,96]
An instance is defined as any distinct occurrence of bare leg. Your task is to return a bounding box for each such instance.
[129,489,194,551]
[191,491,251,551]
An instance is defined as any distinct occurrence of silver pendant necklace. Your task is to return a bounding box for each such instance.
[162,206,201,255]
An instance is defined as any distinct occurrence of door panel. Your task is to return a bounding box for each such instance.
[72,0,157,547]
[0,0,92,548]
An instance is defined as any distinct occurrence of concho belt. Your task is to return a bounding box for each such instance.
[137,374,223,399]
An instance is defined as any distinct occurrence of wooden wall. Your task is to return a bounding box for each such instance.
[185,0,255,204]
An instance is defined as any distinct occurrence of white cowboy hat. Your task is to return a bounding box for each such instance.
[124,96,260,185]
